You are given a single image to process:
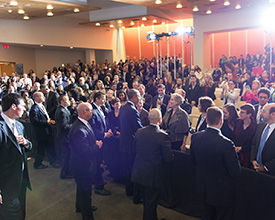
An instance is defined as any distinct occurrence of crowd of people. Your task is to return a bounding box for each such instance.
[1,52,275,220]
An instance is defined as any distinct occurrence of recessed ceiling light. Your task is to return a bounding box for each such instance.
[40,45,44,47]
[130,21,135,25]
[122,26,125,29]
[162,21,165,25]
[118,20,122,24]
[153,19,157,23]
[18,9,24,14]
[23,15,29,20]
[210,0,216,2]
[206,10,212,14]
[95,23,100,26]
[155,0,162,5]
[110,24,114,28]
[70,47,73,49]
[47,11,53,16]
[224,1,230,6]
[10,0,18,6]
[141,24,145,27]
[176,2,183,9]
[47,5,53,10]
[8,9,12,13]
[142,17,147,21]
[235,4,241,9]
[74,8,80,13]
[193,6,199,12]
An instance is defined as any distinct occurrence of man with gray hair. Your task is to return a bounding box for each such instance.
[132,108,173,220]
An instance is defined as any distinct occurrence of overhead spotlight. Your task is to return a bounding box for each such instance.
[193,6,199,12]
[40,45,44,47]
[18,9,25,14]
[235,4,241,9]
[142,17,147,21]
[8,9,12,13]
[141,24,145,27]
[153,19,157,23]
[155,0,162,5]
[70,47,73,49]
[47,11,53,16]
[146,33,158,41]
[110,24,114,28]
[74,8,80,13]
[122,26,125,29]
[162,21,165,25]
[23,15,29,20]
[206,10,212,14]
[270,0,275,3]
[176,26,194,35]
[118,20,122,24]
[130,21,135,25]
[95,23,100,26]
[10,0,18,6]
[210,0,216,2]
[46,5,53,10]
[224,1,230,6]
[176,2,183,9]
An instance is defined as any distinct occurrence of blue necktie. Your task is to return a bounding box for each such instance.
[256,125,270,166]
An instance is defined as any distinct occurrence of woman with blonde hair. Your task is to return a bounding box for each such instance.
[199,73,216,101]
[95,80,106,93]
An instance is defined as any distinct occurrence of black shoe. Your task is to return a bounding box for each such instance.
[133,199,143,204]
[34,164,49,169]
[60,174,74,179]
[95,188,111,196]
[76,206,97,213]
[49,163,61,168]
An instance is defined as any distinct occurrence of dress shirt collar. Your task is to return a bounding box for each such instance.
[128,100,135,106]
[1,112,16,128]
[207,125,221,133]
[93,102,101,110]
[78,117,91,130]
[35,102,44,109]
[265,122,275,140]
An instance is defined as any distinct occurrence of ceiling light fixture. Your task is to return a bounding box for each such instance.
[122,26,125,29]
[46,5,53,10]
[206,10,212,14]
[142,17,147,21]
[18,9,24,14]
[130,21,135,25]
[210,0,216,2]
[153,19,157,23]
[141,24,145,27]
[224,1,230,6]
[162,21,165,25]
[23,15,29,20]
[110,24,114,28]
[118,20,122,24]
[176,2,183,9]
[8,9,12,13]
[74,8,80,13]
[40,45,44,47]
[70,47,73,49]
[235,4,241,9]
[47,11,53,16]
[193,6,199,12]
[95,23,100,26]
[155,0,162,5]
[10,0,18,6]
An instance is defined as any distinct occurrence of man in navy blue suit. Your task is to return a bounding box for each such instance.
[69,102,103,220]
[0,93,32,220]
[119,89,143,201]
[89,91,112,196]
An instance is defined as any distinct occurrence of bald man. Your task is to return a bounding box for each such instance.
[69,103,103,220]
[132,108,173,220]
[251,103,275,175]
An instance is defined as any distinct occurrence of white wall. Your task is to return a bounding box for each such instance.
[194,8,263,69]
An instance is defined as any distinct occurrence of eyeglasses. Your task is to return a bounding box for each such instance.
[258,96,268,99]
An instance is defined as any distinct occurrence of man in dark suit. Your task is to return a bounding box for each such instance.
[251,103,275,175]
[152,84,170,116]
[138,84,152,111]
[29,92,58,169]
[132,108,173,220]
[119,89,143,199]
[55,94,73,179]
[253,88,270,124]
[69,102,103,220]
[185,75,200,107]
[190,107,240,220]
[40,84,59,120]
[30,72,40,85]
[89,92,112,196]
[0,93,32,220]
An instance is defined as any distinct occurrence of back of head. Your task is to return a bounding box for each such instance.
[2,93,23,112]
[127,89,139,101]
[199,96,214,113]
[207,107,223,127]
[149,108,162,125]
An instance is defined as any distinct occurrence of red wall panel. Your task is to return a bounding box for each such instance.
[140,25,154,59]
[230,30,246,58]
[123,27,139,59]
[213,32,229,66]
[247,29,264,55]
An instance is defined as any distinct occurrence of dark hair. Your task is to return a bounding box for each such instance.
[224,104,238,129]
[68,89,79,101]
[58,94,67,104]
[127,89,139,100]
[2,93,23,112]
[40,84,48,90]
[117,90,127,102]
[229,79,237,87]
[207,107,223,126]
[93,91,105,102]
[157,84,165,89]
[240,103,255,118]
[199,96,214,113]
[258,87,271,98]
[110,97,120,106]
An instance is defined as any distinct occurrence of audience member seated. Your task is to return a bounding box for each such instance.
[242,79,261,105]
[220,79,239,108]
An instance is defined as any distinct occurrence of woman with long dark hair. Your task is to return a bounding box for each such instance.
[221,103,239,140]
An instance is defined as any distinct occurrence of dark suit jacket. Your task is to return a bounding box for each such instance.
[139,108,150,127]
[131,125,173,188]
[119,101,143,154]
[29,103,52,141]
[69,118,99,180]
[0,116,31,200]
[55,105,72,143]
[45,91,59,120]
[185,83,200,106]
[180,100,192,115]
[89,103,108,140]
[251,122,275,175]
[195,114,207,132]
[152,94,170,116]
[142,94,152,111]
[190,127,240,206]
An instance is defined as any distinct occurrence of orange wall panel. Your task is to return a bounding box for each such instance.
[230,30,246,58]
[247,29,264,55]
[140,26,154,59]
[123,27,139,59]
[213,32,229,66]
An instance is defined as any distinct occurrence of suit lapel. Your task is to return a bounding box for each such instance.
[264,129,275,151]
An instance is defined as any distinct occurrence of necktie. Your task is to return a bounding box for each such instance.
[256,125,270,166]
[41,104,50,120]
[259,106,263,123]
